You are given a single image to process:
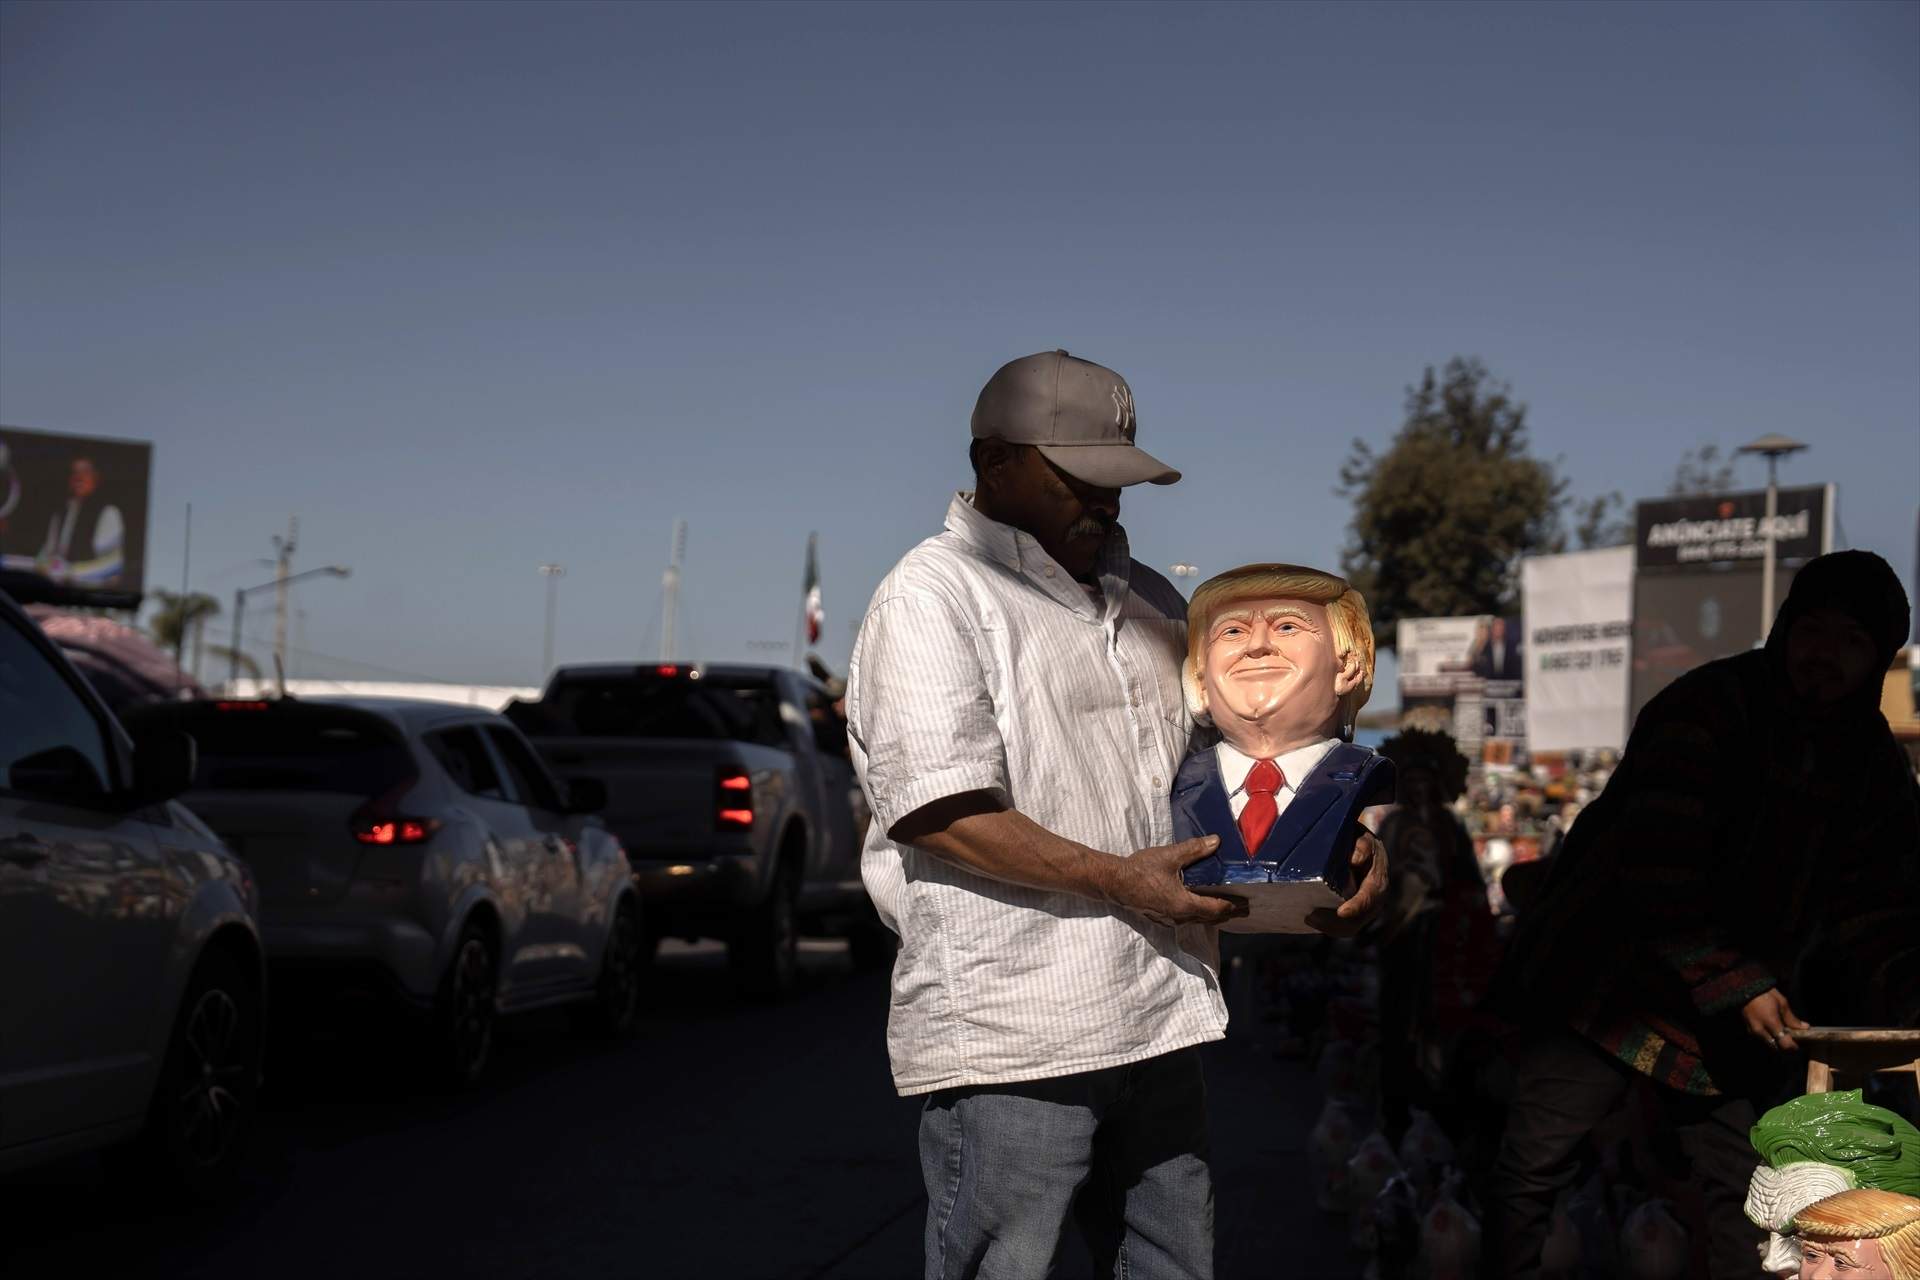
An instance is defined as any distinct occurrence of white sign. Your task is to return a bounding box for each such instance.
[1396,616,1488,691]
[1521,546,1634,752]
[1396,615,1498,757]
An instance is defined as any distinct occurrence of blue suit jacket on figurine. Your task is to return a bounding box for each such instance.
[1174,740,1395,894]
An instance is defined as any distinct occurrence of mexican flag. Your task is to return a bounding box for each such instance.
[802,533,823,645]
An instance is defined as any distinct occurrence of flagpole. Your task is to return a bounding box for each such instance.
[792,532,812,669]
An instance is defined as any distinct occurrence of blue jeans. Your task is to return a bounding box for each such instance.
[919,1047,1214,1280]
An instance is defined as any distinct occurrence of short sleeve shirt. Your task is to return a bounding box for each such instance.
[847,493,1227,1096]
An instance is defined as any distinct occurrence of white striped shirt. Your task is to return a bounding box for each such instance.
[847,492,1227,1097]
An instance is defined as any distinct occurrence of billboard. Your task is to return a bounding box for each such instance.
[1629,567,1795,719]
[1634,485,1828,569]
[1522,546,1633,753]
[1628,484,1833,720]
[1396,614,1525,767]
[0,425,153,608]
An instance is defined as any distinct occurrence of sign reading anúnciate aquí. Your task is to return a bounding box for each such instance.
[1634,485,1829,570]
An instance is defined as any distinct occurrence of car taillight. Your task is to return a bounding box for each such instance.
[354,817,441,846]
[350,781,437,845]
[215,700,271,712]
[716,768,753,830]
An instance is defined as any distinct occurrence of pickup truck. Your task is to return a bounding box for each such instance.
[502,663,884,997]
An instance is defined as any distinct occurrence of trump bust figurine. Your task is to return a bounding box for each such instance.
[1174,564,1394,933]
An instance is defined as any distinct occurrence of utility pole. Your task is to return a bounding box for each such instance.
[1737,435,1809,645]
[228,562,351,692]
[539,563,565,677]
[272,517,298,684]
[660,519,686,662]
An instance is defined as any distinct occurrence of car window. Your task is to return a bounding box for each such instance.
[426,726,508,802]
[129,702,414,797]
[484,726,563,813]
[525,674,784,746]
[0,614,115,803]
[804,689,849,760]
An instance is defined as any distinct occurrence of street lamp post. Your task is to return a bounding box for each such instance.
[1168,563,1201,591]
[228,565,352,690]
[539,563,565,678]
[1736,434,1809,646]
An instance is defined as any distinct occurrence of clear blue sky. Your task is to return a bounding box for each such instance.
[3,0,1915,694]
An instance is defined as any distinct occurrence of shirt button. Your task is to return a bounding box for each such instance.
[1152,776,1163,789]
[1042,565,1055,577]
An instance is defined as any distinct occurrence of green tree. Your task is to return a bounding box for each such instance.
[146,589,256,681]
[1570,491,1631,549]
[146,589,221,651]
[1338,358,1566,645]
[1567,442,1742,551]
[1668,443,1738,496]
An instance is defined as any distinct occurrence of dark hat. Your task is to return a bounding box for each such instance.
[971,350,1180,488]
[1772,549,1911,668]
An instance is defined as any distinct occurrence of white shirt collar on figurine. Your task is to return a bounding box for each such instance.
[1217,737,1336,805]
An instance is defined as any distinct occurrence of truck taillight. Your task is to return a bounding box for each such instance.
[716,768,753,830]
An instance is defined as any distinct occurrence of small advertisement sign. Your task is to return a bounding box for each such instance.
[1397,614,1525,766]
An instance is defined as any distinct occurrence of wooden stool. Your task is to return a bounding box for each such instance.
[1795,1027,1920,1094]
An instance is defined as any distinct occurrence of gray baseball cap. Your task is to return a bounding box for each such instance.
[970,349,1180,487]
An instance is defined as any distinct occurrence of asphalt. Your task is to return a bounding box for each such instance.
[1,940,1361,1279]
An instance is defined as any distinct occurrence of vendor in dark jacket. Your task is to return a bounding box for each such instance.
[1483,549,1920,1280]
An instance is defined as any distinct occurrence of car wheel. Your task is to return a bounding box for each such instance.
[730,874,799,1000]
[130,945,262,1202]
[576,896,643,1038]
[431,921,498,1087]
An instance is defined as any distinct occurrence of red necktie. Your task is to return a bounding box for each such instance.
[1238,759,1285,857]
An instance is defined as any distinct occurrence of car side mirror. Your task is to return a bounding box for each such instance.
[566,777,607,815]
[9,746,112,807]
[129,729,197,806]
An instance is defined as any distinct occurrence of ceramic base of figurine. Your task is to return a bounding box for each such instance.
[1193,879,1346,933]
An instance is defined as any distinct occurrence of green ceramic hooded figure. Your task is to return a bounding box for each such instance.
[1751,1090,1920,1195]
[1744,1092,1920,1274]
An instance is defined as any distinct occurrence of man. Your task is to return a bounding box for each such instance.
[37,457,125,587]
[846,350,1387,1279]
[1469,615,1521,681]
[1483,549,1920,1278]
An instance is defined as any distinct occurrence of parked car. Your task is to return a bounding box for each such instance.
[121,696,643,1085]
[504,663,885,997]
[0,590,265,1198]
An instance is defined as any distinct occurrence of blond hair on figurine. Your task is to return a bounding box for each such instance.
[1792,1188,1920,1279]
[1184,563,1375,734]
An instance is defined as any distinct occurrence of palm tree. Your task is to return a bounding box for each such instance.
[147,590,256,681]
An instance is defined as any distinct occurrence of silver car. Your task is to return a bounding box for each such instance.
[0,591,265,1197]
[122,696,644,1084]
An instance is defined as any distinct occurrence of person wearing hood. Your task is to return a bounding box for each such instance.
[1481,549,1920,1279]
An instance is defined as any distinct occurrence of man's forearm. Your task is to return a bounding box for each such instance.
[890,792,1119,904]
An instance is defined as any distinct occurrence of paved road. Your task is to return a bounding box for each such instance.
[4,940,1359,1279]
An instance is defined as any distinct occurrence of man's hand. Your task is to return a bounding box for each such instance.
[1742,988,1809,1053]
[1306,825,1388,938]
[1100,836,1249,928]
[895,795,1245,926]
